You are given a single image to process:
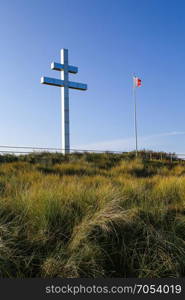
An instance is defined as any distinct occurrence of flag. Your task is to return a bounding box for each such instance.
[133,76,142,87]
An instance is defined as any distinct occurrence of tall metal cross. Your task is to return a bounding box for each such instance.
[40,49,87,154]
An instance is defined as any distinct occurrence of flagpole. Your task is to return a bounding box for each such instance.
[133,77,138,157]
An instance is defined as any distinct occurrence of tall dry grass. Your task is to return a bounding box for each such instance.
[0,153,185,277]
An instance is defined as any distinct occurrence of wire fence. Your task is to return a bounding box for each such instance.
[0,145,124,154]
[0,145,184,162]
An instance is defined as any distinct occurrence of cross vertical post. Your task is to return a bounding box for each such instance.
[61,49,70,154]
[41,48,87,155]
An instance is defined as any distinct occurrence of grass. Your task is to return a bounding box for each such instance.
[0,152,185,278]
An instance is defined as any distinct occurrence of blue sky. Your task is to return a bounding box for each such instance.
[0,0,185,153]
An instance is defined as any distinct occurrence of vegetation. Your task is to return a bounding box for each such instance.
[0,151,185,278]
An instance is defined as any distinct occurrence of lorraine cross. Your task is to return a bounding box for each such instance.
[40,48,87,154]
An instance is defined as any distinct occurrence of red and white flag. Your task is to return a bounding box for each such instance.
[133,77,142,87]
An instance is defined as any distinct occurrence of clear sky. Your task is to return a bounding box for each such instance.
[0,0,185,153]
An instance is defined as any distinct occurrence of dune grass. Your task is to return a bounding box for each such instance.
[0,152,185,278]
